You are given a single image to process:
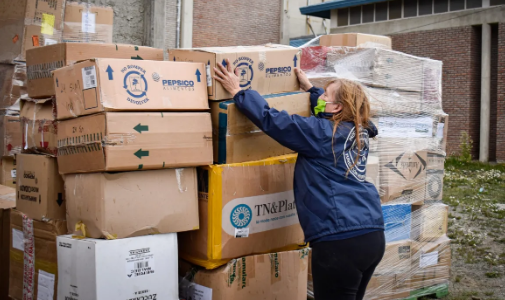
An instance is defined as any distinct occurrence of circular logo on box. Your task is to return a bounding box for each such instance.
[230,204,252,228]
[123,71,148,98]
[427,174,443,199]
[233,57,254,89]
[258,62,265,71]
[152,72,160,82]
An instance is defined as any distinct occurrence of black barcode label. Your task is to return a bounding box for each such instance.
[126,248,155,279]
[135,261,149,269]
[82,66,97,90]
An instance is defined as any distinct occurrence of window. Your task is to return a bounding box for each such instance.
[434,0,449,13]
[466,0,482,8]
[375,2,388,21]
[450,0,465,11]
[362,4,375,23]
[419,0,433,15]
[404,0,418,17]
[389,0,402,19]
[491,0,505,5]
[337,8,349,27]
[350,6,362,25]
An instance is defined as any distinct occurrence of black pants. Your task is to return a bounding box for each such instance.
[311,231,386,300]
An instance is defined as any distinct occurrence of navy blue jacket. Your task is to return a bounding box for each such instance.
[233,88,384,242]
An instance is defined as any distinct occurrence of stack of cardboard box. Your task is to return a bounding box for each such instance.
[169,46,311,300]
[303,33,450,299]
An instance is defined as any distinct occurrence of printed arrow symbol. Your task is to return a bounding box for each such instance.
[293,55,298,67]
[56,193,63,207]
[208,60,210,66]
[134,149,149,159]
[173,57,176,61]
[133,123,149,133]
[131,55,143,60]
[195,69,201,82]
[222,59,227,68]
[106,65,114,80]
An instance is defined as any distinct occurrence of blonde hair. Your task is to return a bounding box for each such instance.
[325,79,371,176]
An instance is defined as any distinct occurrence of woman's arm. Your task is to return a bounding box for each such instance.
[294,68,324,115]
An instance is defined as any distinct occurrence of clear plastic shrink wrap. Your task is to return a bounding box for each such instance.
[62,2,114,44]
[302,36,450,300]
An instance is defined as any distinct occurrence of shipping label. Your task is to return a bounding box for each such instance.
[82,66,97,90]
[222,191,299,237]
[419,251,439,268]
[12,228,24,251]
[378,116,434,138]
[82,12,96,33]
[36,270,55,300]
[125,248,155,278]
[183,283,212,300]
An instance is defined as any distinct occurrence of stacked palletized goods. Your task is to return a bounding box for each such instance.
[169,46,311,300]
[302,33,450,300]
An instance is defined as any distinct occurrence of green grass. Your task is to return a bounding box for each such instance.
[485,271,501,278]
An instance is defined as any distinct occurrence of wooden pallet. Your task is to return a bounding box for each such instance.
[403,283,449,300]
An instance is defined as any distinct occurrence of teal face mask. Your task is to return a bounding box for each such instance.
[314,98,328,115]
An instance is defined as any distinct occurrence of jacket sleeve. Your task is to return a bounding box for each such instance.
[233,90,327,156]
[307,86,324,115]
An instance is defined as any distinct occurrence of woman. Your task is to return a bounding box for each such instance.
[214,59,385,300]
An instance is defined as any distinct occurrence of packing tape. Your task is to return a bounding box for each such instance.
[10,250,58,275]
[22,214,35,300]
[73,221,88,239]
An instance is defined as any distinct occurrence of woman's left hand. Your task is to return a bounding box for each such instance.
[214,59,242,96]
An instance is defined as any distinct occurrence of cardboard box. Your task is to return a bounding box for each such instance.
[0,157,16,188]
[169,45,300,100]
[320,33,392,49]
[27,43,164,98]
[62,2,114,44]
[9,209,67,300]
[178,154,306,269]
[0,0,65,62]
[179,249,310,300]
[0,185,15,300]
[382,204,411,243]
[64,168,199,239]
[211,92,311,164]
[57,233,178,300]
[0,63,27,108]
[410,235,451,290]
[16,153,65,221]
[375,240,412,275]
[364,273,410,300]
[0,115,22,157]
[20,98,57,156]
[378,147,427,205]
[52,59,209,119]
[366,86,423,116]
[425,151,446,201]
[57,112,213,174]
[366,155,379,190]
[412,204,449,242]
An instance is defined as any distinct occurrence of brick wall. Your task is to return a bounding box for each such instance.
[391,26,482,158]
[498,23,505,162]
[192,0,281,47]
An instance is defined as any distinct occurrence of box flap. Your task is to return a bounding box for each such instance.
[57,113,106,173]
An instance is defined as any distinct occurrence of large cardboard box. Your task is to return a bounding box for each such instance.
[0,185,15,300]
[366,155,379,190]
[9,209,67,300]
[64,168,199,239]
[16,153,65,221]
[364,273,410,300]
[62,2,114,44]
[320,33,392,49]
[382,204,411,243]
[57,233,178,300]
[179,249,309,300]
[0,115,22,157]
[410,235,451,290]
[0,157,16,188]
[211,92,311,164]
[169,45,300,100]
[412,204,449,242]
[0,63,27,109]
[27,43,164,98]
[178,154,306,269]
[57,112,213,174]
[20,98,58,156]
[52,59,209,119]
[0,0,65,62]
[375,240,412,275]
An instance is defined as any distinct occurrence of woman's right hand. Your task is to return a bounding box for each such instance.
[294,68,313,92]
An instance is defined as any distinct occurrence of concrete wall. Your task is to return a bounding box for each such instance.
[282,0,327,42]
[68,0,147,45]
[329,6,505,34]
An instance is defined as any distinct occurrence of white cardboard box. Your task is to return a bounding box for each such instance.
[57,234,178,300]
